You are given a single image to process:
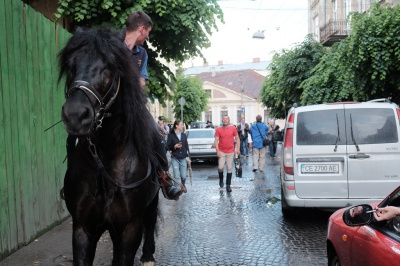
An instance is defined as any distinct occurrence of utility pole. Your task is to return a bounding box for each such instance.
[178,97,186,124]
[239,71,245,119]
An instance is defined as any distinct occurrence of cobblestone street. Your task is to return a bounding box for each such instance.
[0,147,332,266]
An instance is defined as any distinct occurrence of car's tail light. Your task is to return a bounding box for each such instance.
[283,113,294,175]
[397,108,400,123]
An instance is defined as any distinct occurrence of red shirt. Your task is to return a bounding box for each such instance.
[215,125,238,153]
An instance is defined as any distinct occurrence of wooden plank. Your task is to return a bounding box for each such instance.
[38,14,52,227]
[54,26,69,219]
[17,3,34,242]
[0,0,11,258]
[30,11,45,235]
[1,0,19,253]
[9,0,25,246]
[24,4,39,239]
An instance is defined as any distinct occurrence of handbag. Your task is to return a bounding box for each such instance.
[256,123,270,147]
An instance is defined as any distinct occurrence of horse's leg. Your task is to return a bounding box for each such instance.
[140,193,159,265]
[72,221,101,266]
[110,219,143,266]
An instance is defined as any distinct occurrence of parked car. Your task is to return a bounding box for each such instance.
[190,121,207,129]
[281,99,400,217]
[186,128,217,161]
[327,185,400,266]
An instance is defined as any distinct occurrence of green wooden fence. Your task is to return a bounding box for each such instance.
[0,0,71,259]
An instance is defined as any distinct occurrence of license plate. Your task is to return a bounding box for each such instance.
[191,145,207,149]
[301,164,339,174]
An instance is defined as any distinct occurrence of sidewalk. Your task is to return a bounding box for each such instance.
[0,217,116,266]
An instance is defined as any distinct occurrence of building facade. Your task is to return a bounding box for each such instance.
[195,69,273,126]
[309,0,398,46]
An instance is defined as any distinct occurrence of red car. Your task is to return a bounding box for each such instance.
[327,186,400,266]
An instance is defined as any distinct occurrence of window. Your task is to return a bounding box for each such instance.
[332,0,337,21]
[205,89,212,99]
[205,111,212,123]
[345,0,352,33]
[264,109,270,123]
[237,110,242,124]
[313,15,319,41]
[297,110,346,145]
[345,108,398,144]
[220,111,228,122]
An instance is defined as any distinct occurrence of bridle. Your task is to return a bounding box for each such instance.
[64,75,159,190]
[65,75,120,131]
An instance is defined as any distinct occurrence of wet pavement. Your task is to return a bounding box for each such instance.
[0,145,332,265]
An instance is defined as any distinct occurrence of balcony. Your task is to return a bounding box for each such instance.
[320,20,350,46]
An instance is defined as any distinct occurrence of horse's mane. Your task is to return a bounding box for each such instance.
[58,28,158,163]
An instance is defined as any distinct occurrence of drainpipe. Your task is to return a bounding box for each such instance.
[322,0,326,27]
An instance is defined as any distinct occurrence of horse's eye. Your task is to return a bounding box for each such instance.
[102,69,113,87]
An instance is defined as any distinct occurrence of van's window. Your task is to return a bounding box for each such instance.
[345,108,398,144]
[297,110,346,145]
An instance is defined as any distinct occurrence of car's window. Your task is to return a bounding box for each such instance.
[296,109,346,145]
[187,130,214,139]
[345,108,398,144]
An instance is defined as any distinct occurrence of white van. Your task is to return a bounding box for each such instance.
[280,99,400,217]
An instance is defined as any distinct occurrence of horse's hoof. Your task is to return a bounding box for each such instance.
[141,261,155,266]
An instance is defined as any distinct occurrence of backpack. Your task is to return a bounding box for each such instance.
[273,130,283,142]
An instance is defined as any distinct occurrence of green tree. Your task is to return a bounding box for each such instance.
[172,74,209,125]
[300,39,354,105]
[260,35,325,117]
[302,4,400,104]
[345,3,400,103]
[55,0,223,104]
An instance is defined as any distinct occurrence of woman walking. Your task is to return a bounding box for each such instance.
[167,120,191,186]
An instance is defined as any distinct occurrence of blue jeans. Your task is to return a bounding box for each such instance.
[240,138,249,155]
[269,140,277,157]
[171,157,187,186]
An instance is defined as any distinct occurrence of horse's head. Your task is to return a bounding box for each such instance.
[59,28,124,136]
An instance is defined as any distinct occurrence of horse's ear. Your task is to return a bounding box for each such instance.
[118,28,126,42]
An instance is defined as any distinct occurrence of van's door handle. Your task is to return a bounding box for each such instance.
[349,153,370,159]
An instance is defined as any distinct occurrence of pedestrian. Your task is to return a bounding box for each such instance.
[248,133,253,153]
[163,121,170,142]
[206,120,214,128]
[267,119,280,158]
[214,115,240,192]
[167,120,191,186]
[125,11,183,199]
[237,117,250,158]
[250,115,268,172]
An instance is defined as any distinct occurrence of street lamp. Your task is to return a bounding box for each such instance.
[252,30,265,39]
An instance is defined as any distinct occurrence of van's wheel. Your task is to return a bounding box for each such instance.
[281,186,296,218]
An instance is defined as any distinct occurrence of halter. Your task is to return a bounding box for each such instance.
[65,75,120,131]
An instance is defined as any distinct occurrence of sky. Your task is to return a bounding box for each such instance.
[183,0,309,67]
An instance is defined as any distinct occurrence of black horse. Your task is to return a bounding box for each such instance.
[59,28,161,266]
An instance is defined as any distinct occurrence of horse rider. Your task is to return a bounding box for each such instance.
[123,11,185,199]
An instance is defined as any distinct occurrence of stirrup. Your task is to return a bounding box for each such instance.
[160,172,187,200]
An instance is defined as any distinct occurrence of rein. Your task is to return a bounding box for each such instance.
[88,138,155,189]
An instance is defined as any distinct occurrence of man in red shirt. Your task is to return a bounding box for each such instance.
[214,115,240,192]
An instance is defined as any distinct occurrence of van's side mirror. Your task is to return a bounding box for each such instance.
[342,204,373,226]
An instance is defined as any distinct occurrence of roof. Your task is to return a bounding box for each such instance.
[184,61,270,75]
[196,69,265,99]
